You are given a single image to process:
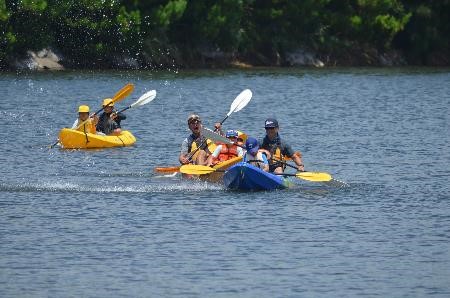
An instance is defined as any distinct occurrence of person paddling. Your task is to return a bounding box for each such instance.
[243,137,269,172]
[71,105,99,134]
[179,114,216,165]
[207,130,245,166]
[260,118,304,174]
[96,98,126,135]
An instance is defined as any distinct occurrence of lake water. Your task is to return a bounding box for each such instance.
[0,68,449,297]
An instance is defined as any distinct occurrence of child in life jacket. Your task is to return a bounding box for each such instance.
[207,130,244,166]
[243,137,269,172]
[71,105,99,134]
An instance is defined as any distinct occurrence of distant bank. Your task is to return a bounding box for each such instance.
[3,46,449,72]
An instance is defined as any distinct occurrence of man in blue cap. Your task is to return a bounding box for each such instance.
[260,118,304,173]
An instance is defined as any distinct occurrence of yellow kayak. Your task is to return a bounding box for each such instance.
[202,156,243,183]
[58,128,136,149]
[178,156,242,183]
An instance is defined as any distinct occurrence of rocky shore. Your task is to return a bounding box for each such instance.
[5,46,449,71]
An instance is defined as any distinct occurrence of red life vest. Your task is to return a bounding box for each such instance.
[215,143,239,163]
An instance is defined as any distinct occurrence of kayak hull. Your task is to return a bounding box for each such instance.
[202,156,243,183]
[58,128,136,149]
[223,162,291,191]
[182,156,243,182]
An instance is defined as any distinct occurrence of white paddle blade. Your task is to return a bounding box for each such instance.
[201,127,233,144]
[130,90,157,108]
[227,89,252,116]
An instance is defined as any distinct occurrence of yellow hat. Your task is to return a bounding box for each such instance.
[102,98,114,107]
[236,130,247,142]
[78,105,90,113]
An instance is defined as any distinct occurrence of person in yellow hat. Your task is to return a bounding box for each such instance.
[71,105,98,134]
[96,98,126,135]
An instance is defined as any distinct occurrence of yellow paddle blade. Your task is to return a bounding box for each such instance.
[296,172,332,182]
[112,83,134,104]
[179,165,216,175]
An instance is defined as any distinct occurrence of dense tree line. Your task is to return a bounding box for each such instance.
[1,0,449,69]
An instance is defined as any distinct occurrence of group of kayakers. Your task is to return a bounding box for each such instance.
[71,99,126,136]
[68,90,304,175]
[178,114,304,174]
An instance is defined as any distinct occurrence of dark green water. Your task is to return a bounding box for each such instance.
[1,68,449,297]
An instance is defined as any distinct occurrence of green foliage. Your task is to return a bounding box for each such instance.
[0,0,448,68]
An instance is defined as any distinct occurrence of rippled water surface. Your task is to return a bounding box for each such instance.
[1,68,449,297]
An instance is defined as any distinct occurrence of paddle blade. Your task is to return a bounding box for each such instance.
[130,90,156,108]
[154,166,180,173]
[227,89,252,116]
[201,127,233,145]
[179,165,216,175]
[112,83,134,104]
[296,172,332,182]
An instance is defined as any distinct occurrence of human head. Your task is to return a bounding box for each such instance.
[264,118,279,139]
[78,105,90,120]
[187,114,201,125]
[78,105,90,113]
[226,129,238,139]
[245,137,259,156]
[236,131,247,145]
[236,131,247,143]
[187,114,202,134]
[103,98,114,108]
[264,118,279,129]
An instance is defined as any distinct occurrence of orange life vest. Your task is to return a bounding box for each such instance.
[210,143,239,165]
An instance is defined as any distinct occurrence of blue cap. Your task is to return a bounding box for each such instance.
[264,118,279,128]
[245,137,259,155]
[226,129,238,138]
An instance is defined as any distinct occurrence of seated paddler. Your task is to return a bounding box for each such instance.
[96,98,126,135]
[179,114,216,165]
[207,129,245,166]
[71,105,98,134]
[243,137,269,172]
[260,118,304,174]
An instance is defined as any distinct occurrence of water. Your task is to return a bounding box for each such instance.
[1,68,449,297]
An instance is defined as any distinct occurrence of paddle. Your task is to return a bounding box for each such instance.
[50,83,134,148]
[186,89,252,161]
[155,89,252,173]
[179,164,331,182]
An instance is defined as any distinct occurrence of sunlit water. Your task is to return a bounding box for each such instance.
[0,68,449,297]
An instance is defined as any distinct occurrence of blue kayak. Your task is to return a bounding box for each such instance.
[223,162,292,191]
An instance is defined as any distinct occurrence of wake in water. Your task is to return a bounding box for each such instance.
[0,178,224,194]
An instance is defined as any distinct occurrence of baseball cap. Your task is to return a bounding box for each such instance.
[245,137,259,155]
[264,118,278,128]
[187,114,201,124]
[226,130,238,138]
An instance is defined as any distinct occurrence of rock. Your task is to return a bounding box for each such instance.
[285,49,324,67]
[29,48,64,70]
[11,48,64,71]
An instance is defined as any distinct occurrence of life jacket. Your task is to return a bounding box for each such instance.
[244,151,267,170]
[261,136,286,165]
[211,143,239,165]
[76,118,96,134]
[187,135,216,161]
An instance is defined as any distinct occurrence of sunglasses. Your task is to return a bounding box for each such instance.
[265,127,276,130]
